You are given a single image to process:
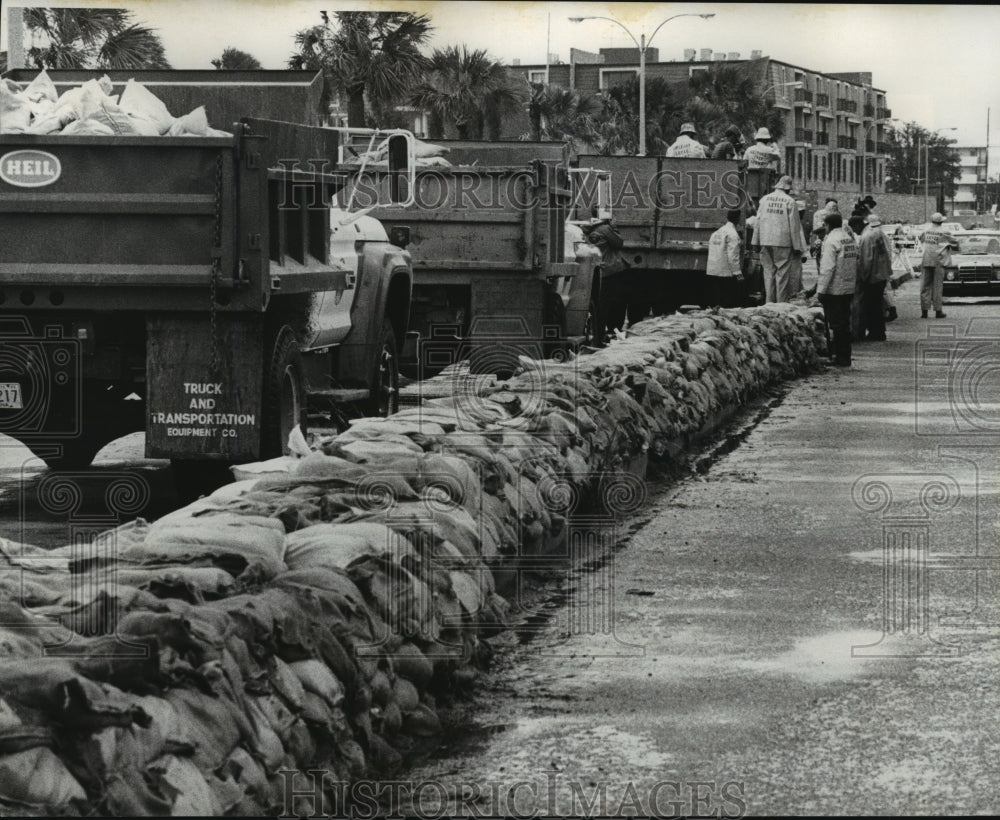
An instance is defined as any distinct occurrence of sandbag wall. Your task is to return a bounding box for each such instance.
[0,305,826,816]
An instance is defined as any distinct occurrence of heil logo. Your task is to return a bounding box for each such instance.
[0,150,62,187]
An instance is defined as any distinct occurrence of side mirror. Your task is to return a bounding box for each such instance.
[387,134,409,204]
[389,225,410,249]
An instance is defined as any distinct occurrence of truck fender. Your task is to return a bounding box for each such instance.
[337,243,411,386]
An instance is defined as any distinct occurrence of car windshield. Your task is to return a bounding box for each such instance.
[956,234,1000,254]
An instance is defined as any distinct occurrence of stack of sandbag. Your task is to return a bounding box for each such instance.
[0,69,232,136]
[0,304,825,816]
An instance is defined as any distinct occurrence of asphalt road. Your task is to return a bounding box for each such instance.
[393,284,1000,817]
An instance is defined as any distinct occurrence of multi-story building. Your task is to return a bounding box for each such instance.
[949,146,987,214]
[508,50,893,196]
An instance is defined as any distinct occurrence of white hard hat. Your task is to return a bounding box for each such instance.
[755,127,772,141]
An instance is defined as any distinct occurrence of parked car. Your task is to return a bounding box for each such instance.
[942,231,1000,295]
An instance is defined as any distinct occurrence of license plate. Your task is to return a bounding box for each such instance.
[0,383,23,409]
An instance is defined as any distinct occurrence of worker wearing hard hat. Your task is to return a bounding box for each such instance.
[666,123,709,158]
[918,212,959,318]
[743,127,781,172]
[751,175,806,303]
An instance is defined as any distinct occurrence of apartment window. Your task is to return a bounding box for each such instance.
[599,68,639,90]
[527,70,546,84]
[796,151,803,180]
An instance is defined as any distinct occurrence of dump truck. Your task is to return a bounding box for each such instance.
[575,154,773,322]
[364,140,597,376]
[0,70,414,484]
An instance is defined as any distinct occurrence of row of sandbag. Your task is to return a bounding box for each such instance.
[0,304,826,816]
[0,69,229,137]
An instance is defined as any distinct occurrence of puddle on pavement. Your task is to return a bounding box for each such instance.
[738,629,886,682]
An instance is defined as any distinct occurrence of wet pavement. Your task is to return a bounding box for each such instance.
[397,285,1000,816]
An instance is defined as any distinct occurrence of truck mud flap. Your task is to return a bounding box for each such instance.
[146,315,263,461]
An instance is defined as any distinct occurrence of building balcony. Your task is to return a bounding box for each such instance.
[837,135,857,150]
[863,104,875,118]
[794,128,814,143]
[865,140,875,153]
[836,98,858,113]
[815,132,830,145]
[877,107,892,119]
[793,88,813,105]
[815,93,830,108]
[876,141,889,154]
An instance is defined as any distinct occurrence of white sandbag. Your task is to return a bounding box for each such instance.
[124,512,287,578]
[57,78,115,121]
[124,113,162,136]
[288,659,345,708]
[60,118,115,136]
[118,78,176,134]
[167,106,208,137]
[22,69,58,104]
[24,106,75,135]
[148,755,222,816]
[0,83,32,133]
[86,98,142,136]
[284,522,415,570]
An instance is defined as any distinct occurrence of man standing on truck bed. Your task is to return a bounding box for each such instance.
[666,123,708,158]
[711,125,745,160]
[752,175,806,303]
[743,127,781,172]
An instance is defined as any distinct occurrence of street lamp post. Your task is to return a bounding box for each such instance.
[569,12,715,156]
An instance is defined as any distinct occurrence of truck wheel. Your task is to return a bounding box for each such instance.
[543,293,569,362]
[368,323,399,418]
[41,439,102,470]
[583,297,605,348]
[170,460,233,504]
[262,325,304,458]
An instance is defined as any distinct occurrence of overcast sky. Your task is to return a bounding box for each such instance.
[3,2,998,156]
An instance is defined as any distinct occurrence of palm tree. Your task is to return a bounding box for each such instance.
[289,11,431,127]
[687,64,784,144]
[526,83,602,151]
[600,76,687,155]
[409,45,527,140]
[211,47,263,70]
[25,8,170,70]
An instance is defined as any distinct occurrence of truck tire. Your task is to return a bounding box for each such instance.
[367,323,399,418]
[170,460,233,503]
[543,293,569,362]
[41,439,102,470]
[262,325,304,458]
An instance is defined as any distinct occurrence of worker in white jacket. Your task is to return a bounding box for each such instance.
[704,209,744,308]
[751,175,805,303]
[817,212,858,367]
[666,123,708,158]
